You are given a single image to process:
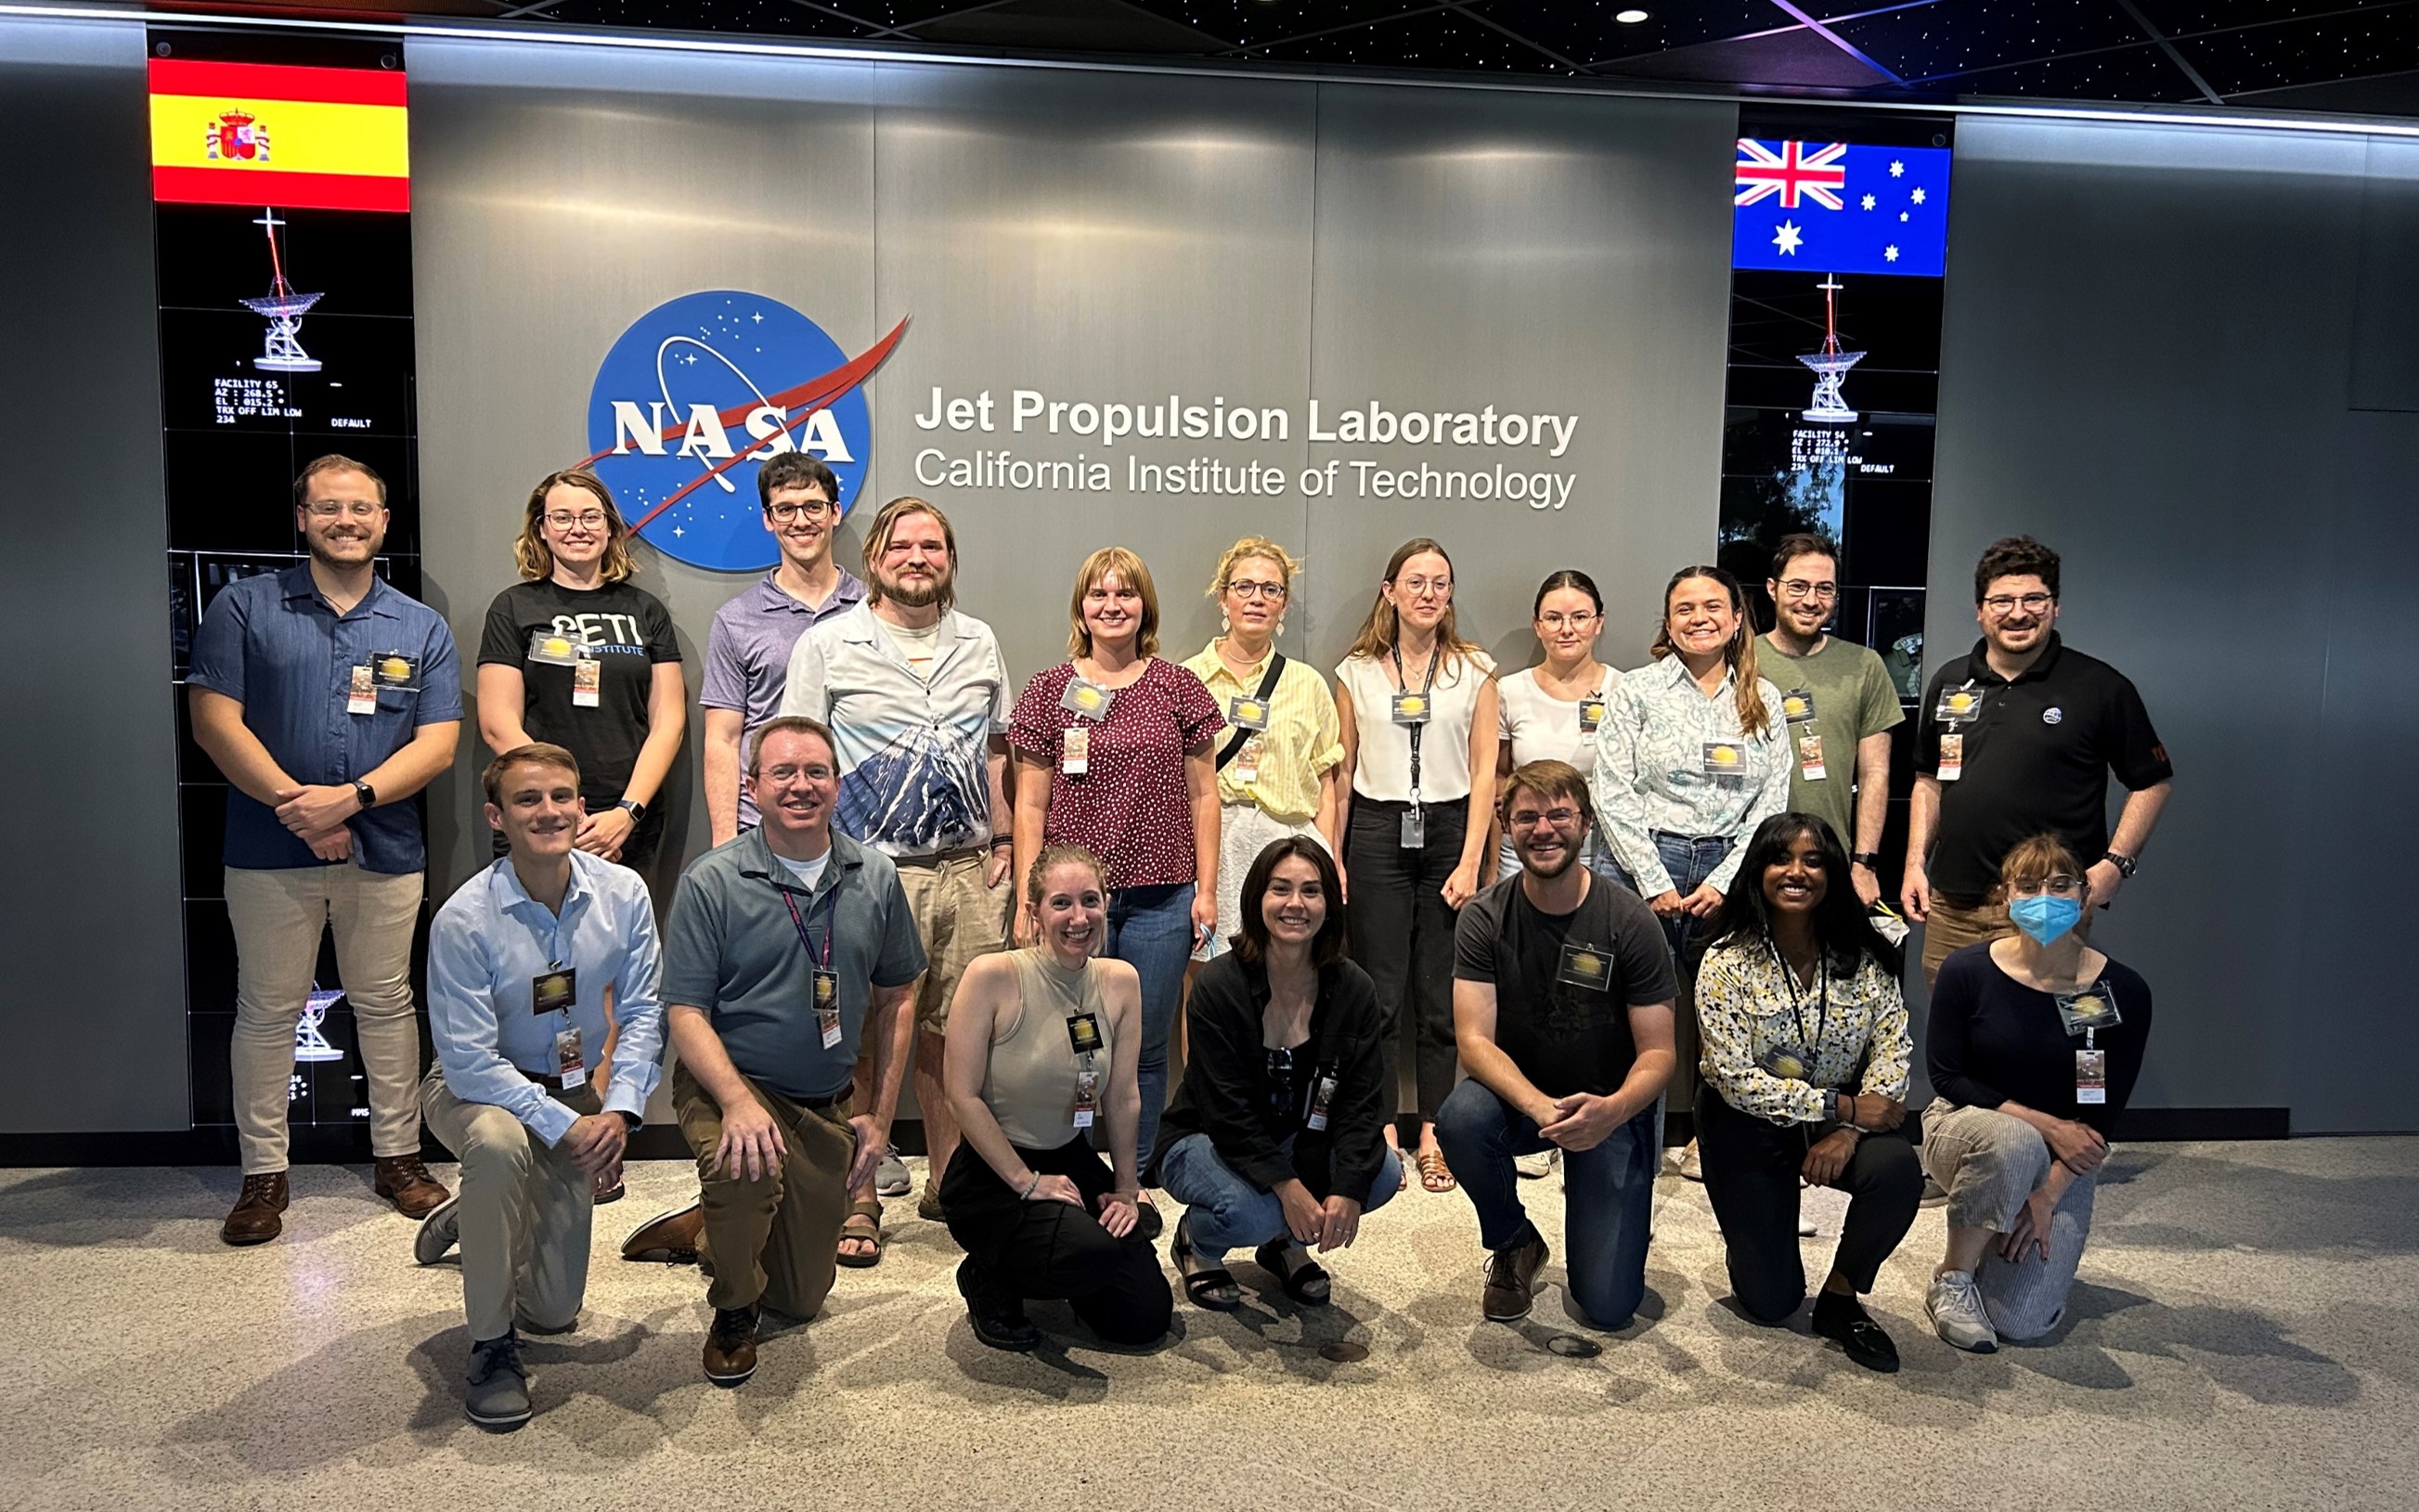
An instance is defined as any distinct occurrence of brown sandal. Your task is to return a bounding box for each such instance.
[837,1198,884,1267]
[1416,1147,1456,1193]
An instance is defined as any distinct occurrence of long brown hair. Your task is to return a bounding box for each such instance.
[1649,564,1771,738]
[1344,537,1483,668]
[515,469,637,584]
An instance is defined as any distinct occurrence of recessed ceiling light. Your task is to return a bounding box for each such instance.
[1616,8,1649,21]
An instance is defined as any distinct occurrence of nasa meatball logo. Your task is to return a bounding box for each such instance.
[583,291,907,573]
[2042,706,2063,725]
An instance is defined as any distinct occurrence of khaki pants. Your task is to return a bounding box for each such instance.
[420,1066,600,1342]
[1920,1098,2100,1341]
[224,863,425,1174]
[673,1063,857,1317]
[894,847,1011,1037]
[1921,895,2093,987]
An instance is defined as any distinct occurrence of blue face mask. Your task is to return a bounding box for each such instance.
[2008,893,2082,945]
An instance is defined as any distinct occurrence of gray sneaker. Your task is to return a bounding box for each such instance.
[1926,1270,1999,1353]
[464,1331,532,1431]
[875,1152,912,1198]
[414,1194,461,1266]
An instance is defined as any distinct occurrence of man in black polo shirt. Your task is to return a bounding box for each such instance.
[1437,759,1675,1330]
[1901,536,2174,985]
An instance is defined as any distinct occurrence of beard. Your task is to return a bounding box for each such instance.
[1520,834,1581,880]
[878,567,949,609]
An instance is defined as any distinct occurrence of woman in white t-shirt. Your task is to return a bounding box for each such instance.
[1334,537,1498,1193]
[1491,569,1627,887]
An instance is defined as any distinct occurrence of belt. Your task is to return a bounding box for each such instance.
[893,844,992,868]
[1650,829,1732,846]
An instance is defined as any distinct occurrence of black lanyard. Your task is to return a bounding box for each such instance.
[1768,939,1830,1059]
[778,882,839,973]
[1390,646,1442,804]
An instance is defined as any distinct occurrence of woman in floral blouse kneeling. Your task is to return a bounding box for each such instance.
[1693,812,1921,1374]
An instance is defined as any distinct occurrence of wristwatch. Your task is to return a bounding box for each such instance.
[1851,851,1882,869]
[2103,850,2139,879]
[352,778,377,811]
[618,798,646,820]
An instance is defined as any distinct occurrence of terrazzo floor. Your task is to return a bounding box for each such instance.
[1,1136,2413,1511]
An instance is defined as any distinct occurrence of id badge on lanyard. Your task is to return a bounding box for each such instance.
[1796,729,1828,782]
[346,665,378,716]
[2076,1031,2108,1105]
[535,964,585,1086]
[1305,1069,1339,1132]
[783,886,845,1050]
[1393,648,1439,845]
[1578,691,1609,734]
[1937,731,1965,782]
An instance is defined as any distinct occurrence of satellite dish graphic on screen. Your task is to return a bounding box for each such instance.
[1798,276,1863,424]
[239,208,323,373]
[295,984,346,1065]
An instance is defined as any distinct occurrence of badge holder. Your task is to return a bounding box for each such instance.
[1934,684,1984,725]
[1061,678,1114,721]
[2076,1032,2108,1105]
[526,629,586,667]
[1226,695,1271,731]
[1797,729,1828,782]
[1781,689,1817,723]
[1304,1068,1339,1132]
[1701,741,1748,782]
[1390,691,1429,726]
[1937,731,1966,782]
[572,655,603,708]
[554,1026,587,1089]
[1233,733,1262,786]
[1061,725,1091,779]
[371,652,421,692]
[814,967,843,1049]
[1758,1044,1812,1082]
[1578,695,1608,734]
[1400,804,1425,850]
[1072,1066,1101,1130]
[2054,982,2121,1037]
[1555,941,1611,990]
[531,967,577,1016]
[346,665,378,716]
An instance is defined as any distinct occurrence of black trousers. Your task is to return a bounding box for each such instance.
[939,1137,1172,1347]
[1694,1087,1924,1325]
[1345,797,1468,1122]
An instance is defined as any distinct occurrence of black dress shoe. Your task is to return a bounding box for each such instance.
[957,1260,1040,1351]
[1812,1292,1900,1374]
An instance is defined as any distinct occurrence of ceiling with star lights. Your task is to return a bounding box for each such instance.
[230,0,2419,115]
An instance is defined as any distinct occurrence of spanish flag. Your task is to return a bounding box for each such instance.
[149,59,409,213]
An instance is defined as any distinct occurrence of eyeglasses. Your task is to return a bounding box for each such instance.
[1538,612,1598,631]
[1395,577,1452,599]
[760,763,836,783]
[1508,807,1583,830]
[545,510,608,531]
[2010,874,2084,898]
[1777,580,1837,601]
[1983,593,2054,615]
[1227,580,1288,602]
[304,500,382,519]
[767,500,834,523]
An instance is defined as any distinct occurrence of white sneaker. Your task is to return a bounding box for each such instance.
[1798,1211,1817,1237]
[1926,1270,1999,1353]
[414,1194,460,1266]
[1514,1149,1558,1180]
[1677,1139,1704,1182]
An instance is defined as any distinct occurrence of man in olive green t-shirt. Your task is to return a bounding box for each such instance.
[1760,535,1904,905]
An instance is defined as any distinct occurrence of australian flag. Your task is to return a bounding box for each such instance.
[1731,139,1951,278]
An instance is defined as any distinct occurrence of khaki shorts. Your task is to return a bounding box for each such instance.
[897,846,1012,1038]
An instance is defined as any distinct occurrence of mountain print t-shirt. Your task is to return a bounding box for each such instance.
[777,601,1014,857]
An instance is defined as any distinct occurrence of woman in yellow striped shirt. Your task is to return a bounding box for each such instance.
[1181,538,1345,962]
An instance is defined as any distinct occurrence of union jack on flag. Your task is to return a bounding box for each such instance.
[1731,138,1953,278]
[1735,139,1847,210]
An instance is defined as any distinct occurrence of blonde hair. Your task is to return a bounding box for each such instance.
[1205,536,1301,599]
[515,469,637,584]
[860,495,958,613]
[1344,537,1483,666]
[1026,844,1107,911]
[1649,565,1771,739]
[1067,546,1161,658]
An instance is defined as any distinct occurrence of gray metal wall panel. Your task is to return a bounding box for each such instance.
[1302,84,1736,676]
[0,19,188,1131]
[1928,118,2388,1126]
[2350,136,2419,413]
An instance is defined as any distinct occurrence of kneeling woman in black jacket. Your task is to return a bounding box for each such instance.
[1153,836,1400,1309]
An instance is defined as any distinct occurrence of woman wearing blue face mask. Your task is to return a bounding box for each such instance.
[1917,834,2154,1355]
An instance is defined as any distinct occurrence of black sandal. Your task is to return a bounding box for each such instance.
[1255,1237,1331,1305]
[1171,1215,1240,1311]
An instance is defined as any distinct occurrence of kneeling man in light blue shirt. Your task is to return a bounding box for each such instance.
[418,743,666,1432]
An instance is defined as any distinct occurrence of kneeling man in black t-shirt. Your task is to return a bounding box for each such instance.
[1438,759,1677,1330]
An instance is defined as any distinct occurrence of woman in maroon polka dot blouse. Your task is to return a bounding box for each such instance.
[1010,547,1224,1238]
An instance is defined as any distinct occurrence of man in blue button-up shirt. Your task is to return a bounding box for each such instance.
[415,743,665,1431]
[188,457,463,1247]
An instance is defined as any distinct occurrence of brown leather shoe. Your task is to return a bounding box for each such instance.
[1481,1234,1551,1322]
[621,1203,705,1263]
[703,1304,759,1386]
[373,1156,450,1219]
[222,1172,290,1247]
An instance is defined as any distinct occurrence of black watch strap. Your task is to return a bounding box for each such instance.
[1851,851,1882,869]
[353,779,377,809]
[618,797,645,819]
[617,1110,643,1131]
[2104,850,2139,879]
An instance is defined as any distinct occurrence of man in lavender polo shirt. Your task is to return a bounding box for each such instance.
[700,451,866,846]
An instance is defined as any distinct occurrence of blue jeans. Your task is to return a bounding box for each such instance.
[1647,831,1731,1156]
[1436,1078,1658,1330]
[1158,1132,1402,1263]
[1106,882,1196,1182]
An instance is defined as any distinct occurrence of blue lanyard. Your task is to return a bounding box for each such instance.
[779,883,838,971]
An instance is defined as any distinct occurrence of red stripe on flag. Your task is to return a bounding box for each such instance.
[147,59,408,108]
[153,166,411,213]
